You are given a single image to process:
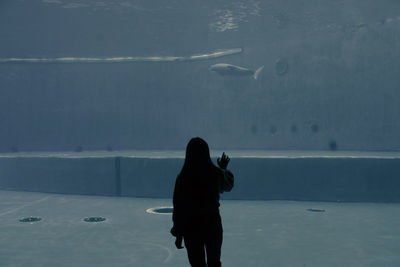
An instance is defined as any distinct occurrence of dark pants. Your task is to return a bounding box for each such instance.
[183,214,223,267]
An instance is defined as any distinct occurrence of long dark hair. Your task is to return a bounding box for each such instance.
[179,137,218,185]
[175,137,220,214]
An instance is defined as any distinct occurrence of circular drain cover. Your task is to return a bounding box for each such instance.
[19,217,42,223]
[307,208,325,213]
[146,207,173,215]
[83,217,106,222]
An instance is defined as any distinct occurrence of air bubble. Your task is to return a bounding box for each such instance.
[329,140,338,151]
[310,124,319,133]
[275,58,289,75]
[269,126,277,135]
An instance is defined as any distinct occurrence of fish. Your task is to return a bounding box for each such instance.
[210,63,264,80]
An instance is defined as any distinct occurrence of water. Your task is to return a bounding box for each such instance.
[1,0,400,152]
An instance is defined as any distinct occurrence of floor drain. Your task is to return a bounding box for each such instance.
[83,217,106,222]
[146,207,173,215]
[307,209,325,212]
[19,217,42,223]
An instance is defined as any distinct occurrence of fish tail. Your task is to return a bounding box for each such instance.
[253,65,264,80]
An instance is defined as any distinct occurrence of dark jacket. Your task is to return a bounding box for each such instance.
[171,167,234,237]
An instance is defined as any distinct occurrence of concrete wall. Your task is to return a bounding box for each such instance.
[1,155,399,202]
[0,157,117,195]
[120,158,182,198]
[229,158,400,202]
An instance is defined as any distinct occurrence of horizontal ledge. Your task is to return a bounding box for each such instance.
[0,150,400,159]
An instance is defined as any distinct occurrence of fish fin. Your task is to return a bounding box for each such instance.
[253,65,264,80]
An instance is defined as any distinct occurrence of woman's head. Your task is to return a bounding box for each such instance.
[184,137,212,169]
[179,137,216,182]
[179,138,219,207]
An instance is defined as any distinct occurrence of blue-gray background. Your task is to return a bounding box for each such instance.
[1,0,399,152]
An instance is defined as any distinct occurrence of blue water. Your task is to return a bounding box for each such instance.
[1,0,400,152]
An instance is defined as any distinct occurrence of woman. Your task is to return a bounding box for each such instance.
[171,137,234,267]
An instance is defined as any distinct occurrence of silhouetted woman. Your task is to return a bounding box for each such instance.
[171,137,234,267]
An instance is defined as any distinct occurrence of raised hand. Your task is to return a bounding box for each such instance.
[217,152,230,170]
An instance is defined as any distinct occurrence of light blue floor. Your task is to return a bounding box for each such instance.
[0,190,399,267]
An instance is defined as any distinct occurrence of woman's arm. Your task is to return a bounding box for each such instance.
[217,152,234,193]
[218,169,234,193]
[171,176,184,237]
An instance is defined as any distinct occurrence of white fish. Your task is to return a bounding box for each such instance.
[210,63,264,80]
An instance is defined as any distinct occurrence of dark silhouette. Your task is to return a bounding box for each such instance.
[171,137,234,267]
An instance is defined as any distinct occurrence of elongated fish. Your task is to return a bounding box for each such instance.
[210,63,264,80]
